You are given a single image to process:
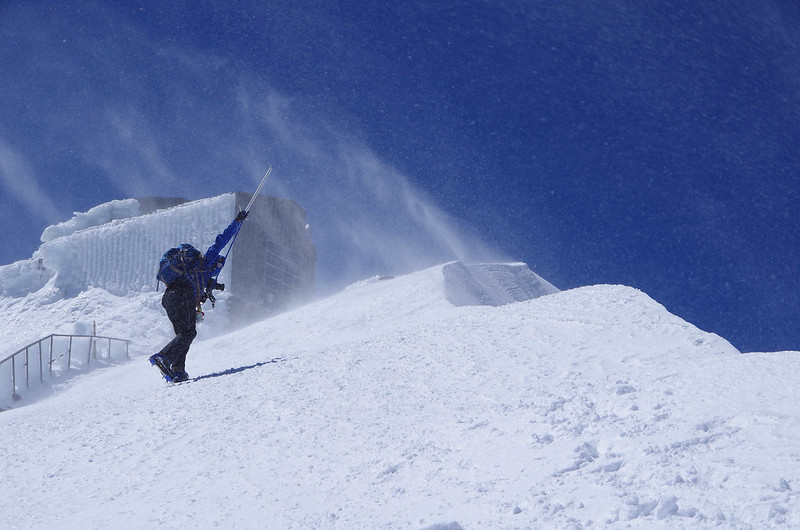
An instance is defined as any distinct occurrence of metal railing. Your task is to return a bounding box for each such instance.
[0,334,130,403]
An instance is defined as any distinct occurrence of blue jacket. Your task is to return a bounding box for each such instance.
[182,218,241,302]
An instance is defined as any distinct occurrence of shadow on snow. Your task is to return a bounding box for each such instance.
[192,357,287,382]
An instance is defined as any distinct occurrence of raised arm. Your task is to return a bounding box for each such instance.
[203,211,248,266]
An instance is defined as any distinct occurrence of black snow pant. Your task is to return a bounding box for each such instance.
[157,277,197,373]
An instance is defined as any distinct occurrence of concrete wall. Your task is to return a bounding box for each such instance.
[229,193,316,319]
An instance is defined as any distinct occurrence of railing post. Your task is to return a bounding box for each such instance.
[87,337,93,365]
[11,356,17,401]
[24,346,30,390]
[68,336,73,371]
[49,335,54,376]
[38,340,43,383]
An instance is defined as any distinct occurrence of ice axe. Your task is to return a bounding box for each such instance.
[209,166,273,288]
[243,166,273,214]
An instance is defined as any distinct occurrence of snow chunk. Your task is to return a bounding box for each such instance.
[40,199,140,242]
[0,258,53,297]
[422,524,465,530]
[345,275,395,290]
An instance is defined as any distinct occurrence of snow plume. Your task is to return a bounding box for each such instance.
[0,5,513,290]
[235,88,506,292]
[80,105,183,199]
[0,138,61,224]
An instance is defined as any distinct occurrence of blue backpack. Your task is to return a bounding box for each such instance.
[156,244,202,286]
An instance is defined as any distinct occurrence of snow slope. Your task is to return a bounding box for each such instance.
[1,264,799,529]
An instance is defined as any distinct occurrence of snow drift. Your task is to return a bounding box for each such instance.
[1,262,799,528]
[443,261,558,306]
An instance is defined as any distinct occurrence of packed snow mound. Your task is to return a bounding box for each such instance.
[40,198,140,242]
[443,261,558,306]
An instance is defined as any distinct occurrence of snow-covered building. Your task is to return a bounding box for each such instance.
[2,193,315,319]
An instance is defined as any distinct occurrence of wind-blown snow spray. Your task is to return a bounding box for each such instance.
[230,91,508,292]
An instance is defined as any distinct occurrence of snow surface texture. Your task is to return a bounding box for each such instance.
[1,264,799,528]
[0,195,234,298]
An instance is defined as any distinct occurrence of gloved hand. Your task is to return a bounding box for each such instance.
[235,210,248,222]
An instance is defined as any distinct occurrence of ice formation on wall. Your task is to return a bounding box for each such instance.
[0,195,236,298]
[40,199,141,243]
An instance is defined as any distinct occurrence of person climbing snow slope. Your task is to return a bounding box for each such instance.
[149,210,248,382]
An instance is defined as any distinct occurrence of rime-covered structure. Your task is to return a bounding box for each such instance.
[0,194,315,318]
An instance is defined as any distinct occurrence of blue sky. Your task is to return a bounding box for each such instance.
[1,1,798,352]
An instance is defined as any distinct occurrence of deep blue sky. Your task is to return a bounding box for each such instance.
[1,1,798,352]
